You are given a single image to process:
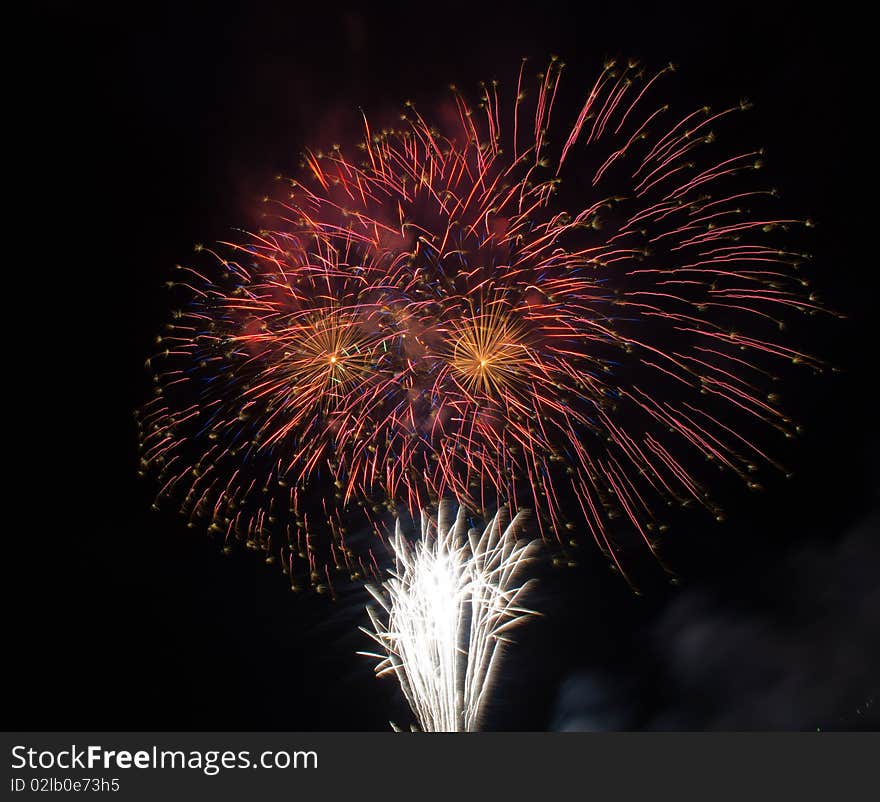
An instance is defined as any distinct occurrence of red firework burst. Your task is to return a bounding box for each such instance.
[138,58,827,591]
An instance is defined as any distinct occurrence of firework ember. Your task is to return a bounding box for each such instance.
[138,58,824,589]
[359,500,539,732]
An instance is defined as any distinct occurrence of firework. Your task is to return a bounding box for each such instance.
[139,58,825,589]
[358,500,539,732]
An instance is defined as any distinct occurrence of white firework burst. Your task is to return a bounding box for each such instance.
[359,500,540,732]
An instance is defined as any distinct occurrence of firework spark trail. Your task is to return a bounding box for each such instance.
[138,58,829,591]
[358,500,539,732]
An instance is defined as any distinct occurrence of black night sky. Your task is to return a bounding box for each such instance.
[15,1,877,732]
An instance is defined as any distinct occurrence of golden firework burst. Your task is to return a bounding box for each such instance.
[280,311,374,400]
[447,300,530,398]
[231,309,377,449]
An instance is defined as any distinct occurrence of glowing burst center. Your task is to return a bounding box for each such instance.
[449,307,529,398]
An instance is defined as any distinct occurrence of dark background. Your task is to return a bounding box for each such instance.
[14,1,877,731]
